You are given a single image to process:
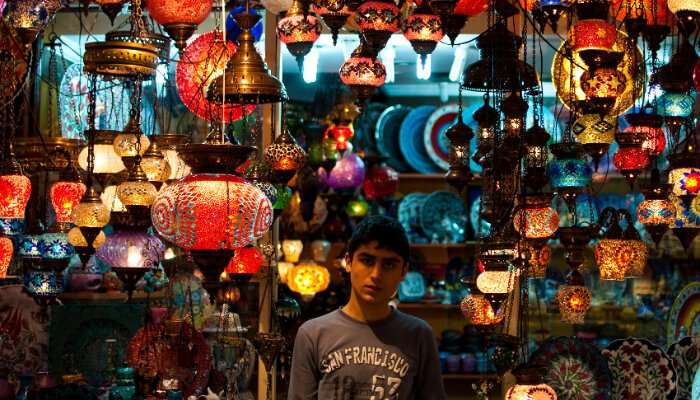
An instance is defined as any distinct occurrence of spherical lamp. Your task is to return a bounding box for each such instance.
[140,141,171,188]
[459,284,505,326]
[513,196,559,240]
[403,4,444,65]
[363,164,399,200]
[328,151,366,190]
[572,19,616,52]
[355,0,401,54]
[277,0,321,69]
[282,239,303,263]
[339,42,386,104]
[50,181,86,225]
[506,366,558,400]
[667,0,700,25]
[287,260,331,300]
[116,164,159,208]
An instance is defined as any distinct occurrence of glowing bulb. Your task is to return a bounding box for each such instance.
[303,47,319,84]
[449,46,466,82]
[379,45,395,83]
[416,54,431,80]
[126,245,143,268]
[164,247,176,260]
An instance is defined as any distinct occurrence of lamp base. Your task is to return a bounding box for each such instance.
[164,23,198,54]
[112,267,149,302]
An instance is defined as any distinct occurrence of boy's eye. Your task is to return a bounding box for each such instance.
[383,262,398,270]
[359,257,375,265]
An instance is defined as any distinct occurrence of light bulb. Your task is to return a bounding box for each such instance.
[416,54,431,80]
[126,245,143,268]
[303,47,319,83]
[379,45,395,83]
[449,46,467,82]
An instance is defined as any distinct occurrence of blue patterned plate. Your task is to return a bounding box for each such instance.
[420,191,467,243]
[398,193,428,242]
[375,105,412,172]
[399,105,439,173]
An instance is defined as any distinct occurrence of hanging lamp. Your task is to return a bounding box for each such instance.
[548,143,592,209]
[444,89,473,191]
[140,140,171,189]
[49,152,86,232]
[339,40,387,105]
[207,6,288,105]
[506,366,558,400]
[355,0,401,55]
[264,129,307,185]
[144,0,213,53]
[637,169,674,244]
[0,148,32,221]
[278,0,321,70]
[513,195,559,241]
[613,125,649,189]
[403,3,444,65]
[95,0,127,25]
[524,124,551,191]
[313,3,351,46]
[572,114,616,171]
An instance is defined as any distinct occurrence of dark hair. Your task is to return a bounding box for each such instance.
[347,215,410,262]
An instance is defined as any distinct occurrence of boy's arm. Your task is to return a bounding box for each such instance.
[415,326,447,399]
[288,326,320,400]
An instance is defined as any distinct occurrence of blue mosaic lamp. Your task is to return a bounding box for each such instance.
[548,143,592,191]
[658,92,695,118]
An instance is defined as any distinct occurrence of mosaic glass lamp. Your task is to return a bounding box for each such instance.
[287,261,331,300]
[556,268,591,323]
[513,196,559,240]
[277,0,321,69]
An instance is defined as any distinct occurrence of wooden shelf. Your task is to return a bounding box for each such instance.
[410,242,477,264]
[58,290,165,302]
[442,373,499,381]
[398,302,459,311]
[398,173,482,194]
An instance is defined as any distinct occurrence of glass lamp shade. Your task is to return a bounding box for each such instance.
[163,149,190,180]
[287,261,331,298]
[225,246,264,275]
[548,158,592,189]
[623,240,648,277]
[403,9,444,56]
[0,174,31,219]
[505,383,558,400]
[310,239,332,262]
[78,143,125,174]
[571,19,616,51]
[264,130,307,174]
[355,0,401,33]
[50,181,87,223]
[346,198,369,218]
[277,261,294,284]
[67,226,106,249]
[72,196,111,228]
[327,124,354,151]
[39,232,75,260]
[363,165,399,200]
[668,0,700,15]
[141,151,172,184]
[339,53,387,88]
[24,269,63,298]
[277,14,321,46]
[612,147,650,174]
[581,66,627,101]
[151,173,273,250]
[658,93,695,117]
[595,239,634,280]
[19,234,42,258]
[459,292,505,325]
[573,114,616,146]
[454,0,489,16]
[622,126,667,156]
[113,133,150,158]
[611,0,671,24]
[669,168,700,196]
[328,151,366,190]
[513,203,559,239]
[522,242,551,279]
[116,178,158,207]
[101,185,128,213]
[476,270,517,294]
[556,284,592,323]
[0,236,12,278]
[144,0,212,25]
[637,198,675,225]
[96,231,165,269]
[282,239,303,263]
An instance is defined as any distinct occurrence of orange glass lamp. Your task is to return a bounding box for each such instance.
[0,235,14,279]
[459,283,505,326]
[225,246,264,281]
[339,42,386,104]
[312,4,351,46]
[277,0,321,69]
[520,242,551,279]
[282,239,303,263]
[506,366,558,400]
[513,196,559,240]
[668,143,700,209]
[140,141,172,189]
[0,157,32,220]
[72,187,111,246]
[403,3,444,65]
[287,260,331,300]
[556,269,591,324]
[355,0,401,54]
[49,153,86,229]
[116,163,158,208]
[571,19,616,52]
[264,130,307,184]
[326,124,354,152]
[144,0,213,52]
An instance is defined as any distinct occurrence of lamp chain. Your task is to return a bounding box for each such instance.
[87,73,98,184]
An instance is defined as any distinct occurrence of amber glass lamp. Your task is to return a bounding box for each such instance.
[556,268,591,324]
[287,261,331,300]
[355,0,401,54]
[339,41,386,104]
[140,141,171,189]
[0,156,32,220]
[403,3,444,65]
[116,162,158,208]
[0,235,14,279]
[264,130,307,184]
[513,196,559,240]
[459,282,505,326]
[572,114,616,170]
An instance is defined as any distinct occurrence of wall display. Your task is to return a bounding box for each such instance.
[668,336,700,400]
[375,105,412,172]
[420,190,467,243]
[398,192,428,243]
[667,283,700,346]
[399,105,439,174]
[603,338,677,400]
[529,336,612,400]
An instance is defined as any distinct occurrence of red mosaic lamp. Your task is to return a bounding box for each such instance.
[572,19,616,52]
[513,195,559,241]
[313,3,351,46]
[0,235,13,278]
[579,51,626,117]
[325,123,354,151]
[403,3,444,65]
[624,112,666,157]
[363,164,399,200]
[0,149,31,221]
[225,246,264,281]
[144,0,213,52]
[339,41,386,104]
[278,0,321,70]
[355,0,401,54]
[613,127,649,189]
[50,156,86,231]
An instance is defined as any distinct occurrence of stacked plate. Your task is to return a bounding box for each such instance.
[374,102,560,174]
[398,190,468,243]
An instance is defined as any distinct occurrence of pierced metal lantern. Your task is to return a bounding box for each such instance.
[264,130,307,184]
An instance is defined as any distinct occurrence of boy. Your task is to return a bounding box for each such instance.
[288,215,446,400]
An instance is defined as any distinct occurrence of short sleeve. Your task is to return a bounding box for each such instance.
[288,325,320,400]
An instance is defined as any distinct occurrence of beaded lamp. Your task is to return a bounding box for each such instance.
[624,113,666,157]
[355,0,401,54]
[225,247,264,280]
[0,157,32,220]
[140,141,171,189]
[556,268,591,323]
[277,0,321,69]
[572,19,616,52]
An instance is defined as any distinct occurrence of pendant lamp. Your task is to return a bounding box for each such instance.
[403,3,444,65]
[339,40,386,104]
[144,0,213,52]
[313,4,351,46]
[355,0,401,55]
[278,0,321,70]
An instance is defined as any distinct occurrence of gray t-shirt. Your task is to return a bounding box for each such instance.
[288,308,447,400]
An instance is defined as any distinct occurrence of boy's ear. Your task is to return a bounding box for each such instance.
[343,253,351,272]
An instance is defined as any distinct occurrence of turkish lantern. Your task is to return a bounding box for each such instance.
[339,42,386,103]
[623,113,666,157]
[151,173,273,250]
[506,366,558,400]
[556,269,591,324]
[96,231,165,269]
[287,261,331,299]
[313,4,351,46]
[459,285,505,325]
[277,0,321,69]
[50,180,86,225]
[326,124,354,151]
[0,169,31,220]
[571,19,616,52]
[225,246,264,277]
[355,0,401,54]
[513,196,559,240]
[0,235,13,278]
[144,0,213,52]
[403,4,444,65]
[363,165,399,200]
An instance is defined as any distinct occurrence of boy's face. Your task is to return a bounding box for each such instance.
[345,241,407,305]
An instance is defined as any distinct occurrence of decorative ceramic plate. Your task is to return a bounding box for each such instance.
[375,105,412,172]
[530,336,612,400]
[667,283,700,345]
[603,338,677,400]
[0,285,47,388]
[469,194,491,239]
[420,191,467,242]
[353,102,386,151]
[399,105,439,174]
[668,336,700,400]
[176,31,254,123]
[421,103,482,173]
[398,192,427,242]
